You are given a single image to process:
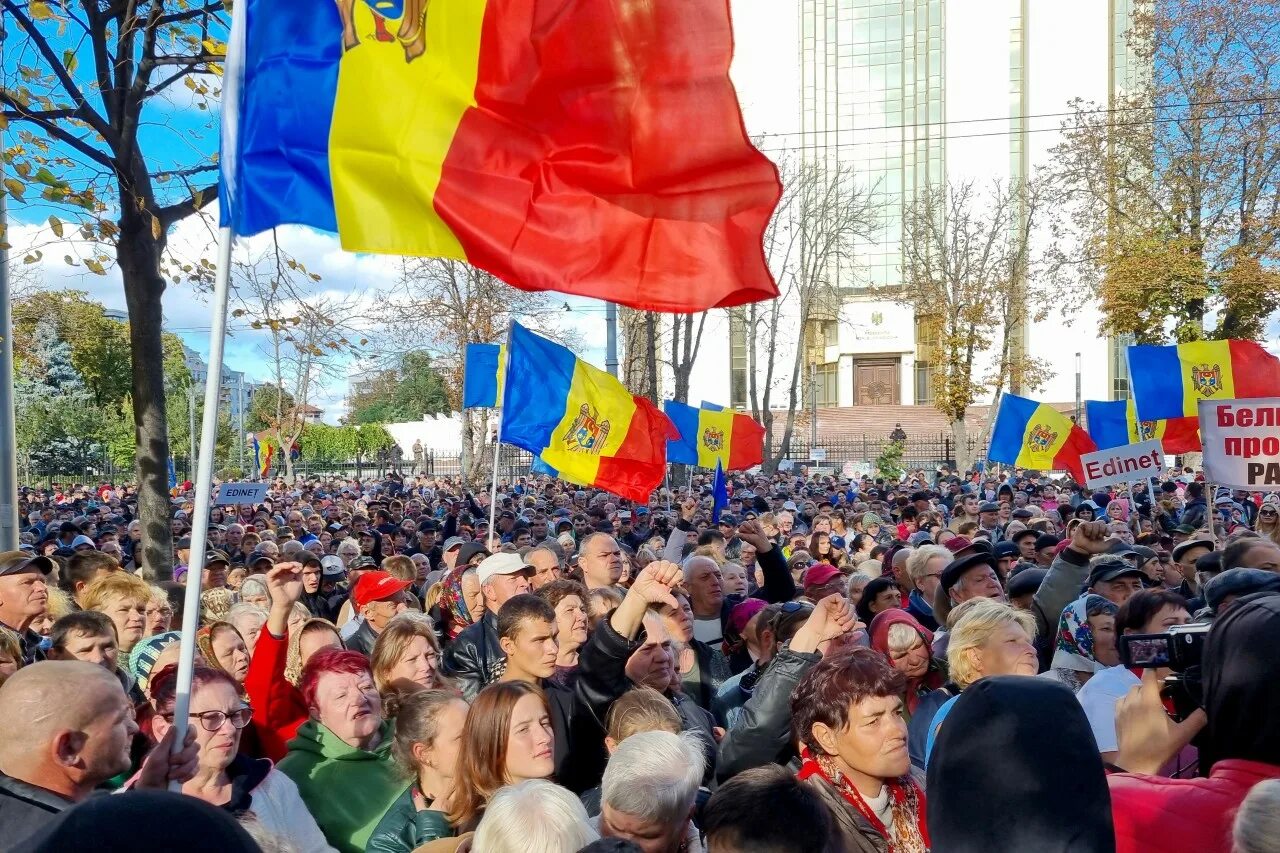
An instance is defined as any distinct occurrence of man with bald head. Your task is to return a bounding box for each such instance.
[577,532,625,590]
[0,661,199,844]
[687,520,797,650]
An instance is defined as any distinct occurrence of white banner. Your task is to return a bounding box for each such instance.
[214,482,270,505]
[1080,440,1165,490]
[1199,398,1280,490]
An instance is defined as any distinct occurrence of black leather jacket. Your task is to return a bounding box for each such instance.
[442,611,504,701]
[343,618,379,658]
[716,645,821,783]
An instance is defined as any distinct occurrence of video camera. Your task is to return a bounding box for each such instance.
[1119,622,1209,722]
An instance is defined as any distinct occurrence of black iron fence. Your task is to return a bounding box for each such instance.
[20,432,980,491]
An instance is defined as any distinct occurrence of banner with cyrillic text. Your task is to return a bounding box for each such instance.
[1080,440,1165,490]
[1199,398,1280,490]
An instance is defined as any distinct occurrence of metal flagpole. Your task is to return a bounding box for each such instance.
[169,0,246,779]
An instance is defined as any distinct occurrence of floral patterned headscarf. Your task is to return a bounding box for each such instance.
[1053,594,1118,673]
[439,566,474,641]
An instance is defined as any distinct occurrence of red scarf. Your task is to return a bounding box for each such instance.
[797,747,929,853]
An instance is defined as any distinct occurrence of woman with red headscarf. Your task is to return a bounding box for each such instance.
[869,608,946,720]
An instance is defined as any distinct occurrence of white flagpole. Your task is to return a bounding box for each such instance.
[169,0,246,781]
[487,326,514,548]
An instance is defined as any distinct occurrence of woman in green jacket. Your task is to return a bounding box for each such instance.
[367,689,469,853]
[276,648,403,853]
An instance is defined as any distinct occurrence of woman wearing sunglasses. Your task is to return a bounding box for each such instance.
[147,663,333,853]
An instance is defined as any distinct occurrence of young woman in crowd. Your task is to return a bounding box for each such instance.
[370,614,447,700]
[445,681,557,834]
[367,689,470,853]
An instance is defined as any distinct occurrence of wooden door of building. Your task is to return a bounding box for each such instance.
[855,360,899,405]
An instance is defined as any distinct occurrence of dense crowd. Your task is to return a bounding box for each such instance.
[1,465,1279,852]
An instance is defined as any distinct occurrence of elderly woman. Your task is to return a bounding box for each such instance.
[278,648,403,853]
[227,604,269,656]
[869,609,945,721]
[1042,594,1120,692]
[239,575,271,610]
[198,621,251,687]
[908,598,1039,769]
[148,664,332,852]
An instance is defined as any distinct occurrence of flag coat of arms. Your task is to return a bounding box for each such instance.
[1127,339,1280,421]
[1084,399,1201,455]
[987,394,1096,482]
[664,400,765,470]
[500,324,673,501]
[221,0,782,312]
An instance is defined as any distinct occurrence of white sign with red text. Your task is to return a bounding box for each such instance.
[1199,398,1280,490]
[1080,440,1165,490]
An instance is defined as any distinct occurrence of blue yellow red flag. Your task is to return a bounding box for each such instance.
[664,400,765,470]
[501,324,673,502]
[712,461,729,523]
[987,395,1097,482]
[1085,399,1201,455]
[220,0,781,312]
[463,343,506,409]
[1128,339,1280,421]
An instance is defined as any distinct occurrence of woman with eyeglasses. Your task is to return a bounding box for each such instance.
[147,663,333,853]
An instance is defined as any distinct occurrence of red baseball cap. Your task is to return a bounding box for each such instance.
[352,571,412,611]
[803,563,842,588]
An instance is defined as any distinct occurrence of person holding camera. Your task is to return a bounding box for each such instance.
[1108,592,1280,853]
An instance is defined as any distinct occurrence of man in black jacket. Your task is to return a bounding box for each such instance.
[0,661,199,848]
[342,570,411,656]
[442,552,534,699]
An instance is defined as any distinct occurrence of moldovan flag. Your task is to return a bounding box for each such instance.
[220,0,782,312]
[1084,400,1201,455]
[988,394,1096,482]
[253,436,273,478]
[664,400,764,470]
[463,343,506,408]
[501,324,674,502]
[1127,339,1280,421]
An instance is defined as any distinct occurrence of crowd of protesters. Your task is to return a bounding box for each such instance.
[1,463,1279,852]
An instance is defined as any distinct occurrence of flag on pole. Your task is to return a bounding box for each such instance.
[167,457,177,491]
[987,394,1096,483]
[1127,339,1280,421]
[220,0,782,312]
[1088,399,1202,454]
[712,460,729,523]
[501,324,673,502]
[253,436,272,478]
[664,400,765,470]
[463,343,506,408]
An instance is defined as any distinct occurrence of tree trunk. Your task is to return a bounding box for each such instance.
[119,236,175,581]
[951,417,972,473]
[461,411,475,486]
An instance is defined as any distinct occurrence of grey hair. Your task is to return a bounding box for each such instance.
[473,779,599,853]
[1233,778,1280,853]
[601,730,705,827]
[238,575,269,602]
[227,603,268,635]
[845,572,872,598]
[526,544,563,569]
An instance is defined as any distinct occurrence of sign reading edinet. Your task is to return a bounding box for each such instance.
[214,482,269,505]
[1080,440,1165,490]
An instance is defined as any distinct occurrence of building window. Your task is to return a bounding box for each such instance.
[815,361,839,407]
[1110,334,1134,400]
[914,360,935,405]
[729,310,749,410]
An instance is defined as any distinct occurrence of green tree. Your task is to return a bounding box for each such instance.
[347,351,450,424]
[3,0,230,577]
[874,440,905,483]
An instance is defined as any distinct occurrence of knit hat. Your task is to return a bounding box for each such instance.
[128,631,182,690]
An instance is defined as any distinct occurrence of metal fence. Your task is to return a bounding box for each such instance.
[20,432,978,490]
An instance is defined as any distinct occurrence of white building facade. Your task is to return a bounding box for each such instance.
[682,0,1142,412]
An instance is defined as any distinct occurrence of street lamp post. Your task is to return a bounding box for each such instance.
[1074,352,1082,423]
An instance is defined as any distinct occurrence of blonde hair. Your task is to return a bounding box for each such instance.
[423,581,444,612]
[382,555,416,582]
[44,586,76,621]
[946,599,1037,690]
[81,572,151,613]
[906,544,950,584]
[605,686,681,744]
[370,613,443,696]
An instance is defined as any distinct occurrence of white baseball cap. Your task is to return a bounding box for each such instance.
[477,552,530,585]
